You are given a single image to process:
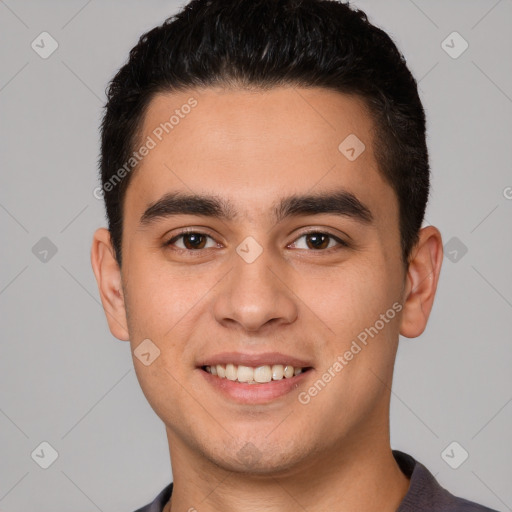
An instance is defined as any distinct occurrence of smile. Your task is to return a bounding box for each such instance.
[203,363,311,384]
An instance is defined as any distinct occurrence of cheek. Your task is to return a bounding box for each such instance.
[299,261,401,343]
[124,266,200,422]
[124,260,209,340]
[296,265,402,423]
[123,259,220,395]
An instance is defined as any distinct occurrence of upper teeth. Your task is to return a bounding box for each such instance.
[205,364,304,383]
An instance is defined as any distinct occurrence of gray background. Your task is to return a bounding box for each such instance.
[1,0,511,510]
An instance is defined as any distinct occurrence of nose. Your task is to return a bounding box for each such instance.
[212,242,298,333]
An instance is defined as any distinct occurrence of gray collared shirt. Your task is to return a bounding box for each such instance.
[133,450,498,512]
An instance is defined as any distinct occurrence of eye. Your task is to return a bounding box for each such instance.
[289,231,348,251]
[165,231,219,251]
[164,229,349,253]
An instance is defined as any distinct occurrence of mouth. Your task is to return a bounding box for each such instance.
[197,354,314,404]
[201,363,313,384]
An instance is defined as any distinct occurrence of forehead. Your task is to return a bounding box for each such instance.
[125,86,395,224]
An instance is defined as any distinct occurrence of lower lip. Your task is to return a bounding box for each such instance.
[198,368,312,404]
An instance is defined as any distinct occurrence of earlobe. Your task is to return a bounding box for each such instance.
[90,227,130,341]
[399,226,443,339]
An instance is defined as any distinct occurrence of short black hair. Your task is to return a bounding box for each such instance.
[99,0,429,267]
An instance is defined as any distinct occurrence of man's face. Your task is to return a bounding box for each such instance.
[118,86,406,474]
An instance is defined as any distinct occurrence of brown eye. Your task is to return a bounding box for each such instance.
[182,233,207,249]
[166,232,216,250]
[305,233,330,250]
[291,231,348,251]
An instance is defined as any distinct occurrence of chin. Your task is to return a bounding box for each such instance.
[205,438,308,477]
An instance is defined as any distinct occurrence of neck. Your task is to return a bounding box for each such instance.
[164,429,410,512]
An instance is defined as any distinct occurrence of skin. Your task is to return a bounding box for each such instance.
[91,86,443,512]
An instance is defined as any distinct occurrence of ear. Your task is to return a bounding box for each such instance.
[90,227,130,341]
[399,226,443,338]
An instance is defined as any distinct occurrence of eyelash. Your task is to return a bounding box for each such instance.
[164,229,349,253]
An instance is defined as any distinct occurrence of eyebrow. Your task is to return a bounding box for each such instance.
[139,189,373,227]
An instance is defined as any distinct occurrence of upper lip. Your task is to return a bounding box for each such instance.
[197,352,313,368]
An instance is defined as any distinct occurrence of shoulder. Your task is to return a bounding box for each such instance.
[132,482,173,512]
[449,497,501,512]
[393,451,499,512]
